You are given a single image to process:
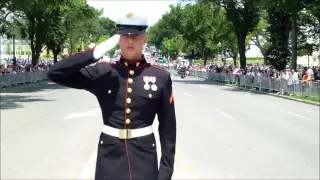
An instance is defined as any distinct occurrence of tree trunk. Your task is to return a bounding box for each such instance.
[204,51,208,66]
[53,53,58,64]
[237,35,247,68]
[32,39,42,66]
[31,52,39,66]
[31,45,42,66]
[191,49,195,60]
[30,18,43,66]
[30,36,37,66]
[53,46,61,64]
[291,11,297,71]
[232,53,237,66]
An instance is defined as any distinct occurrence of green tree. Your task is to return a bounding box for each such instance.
[224,32,238,65]
[265,8,291,71]
[181,3,219,65]
[44,2,69,64]
[63,1,103,54]
[147,17,180,50]
[95,34,119,56]
[96,17,116,42]
[210,8,238,65]
[44,1,103,63]
[247,10,269,65]
[10,0,67,65]
[0,0,15,35]
[161,36,184,59]
[96,34,110,44]
[263,0,317,70]
[199,0,261,68]
[222,0,261,68]
[298,7,320,61]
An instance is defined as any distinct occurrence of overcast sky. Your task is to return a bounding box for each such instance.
[87,0,178,26]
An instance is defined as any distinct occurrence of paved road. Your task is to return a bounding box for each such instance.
[1,74,319,179]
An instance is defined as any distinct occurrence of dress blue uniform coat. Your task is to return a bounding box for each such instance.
[47,49,176,180]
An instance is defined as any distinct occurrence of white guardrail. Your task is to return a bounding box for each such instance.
[0,71,49,88]
[1,69,319,100]
[190,70,320,99]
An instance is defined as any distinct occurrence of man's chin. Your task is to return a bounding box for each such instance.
[122,53,140,60]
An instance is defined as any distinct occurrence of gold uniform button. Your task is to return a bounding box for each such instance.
[128,78,133,83]
[126,119,131,124]
[149,94,152,98]
[108,90,111,94]
[152,143,155,147]
[126,108,131,114]
[136,62,140,67]
[126,98,131,104]
[127,88,132,93]
[100,141,103,145]
[124,62,128,66]
[129,70,134,75]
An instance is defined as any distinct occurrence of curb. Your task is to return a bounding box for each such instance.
[194,76,320,107]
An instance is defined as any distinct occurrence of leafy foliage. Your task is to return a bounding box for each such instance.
[3,0,319,69]
[3,0,116,65]
[265,8,291,70]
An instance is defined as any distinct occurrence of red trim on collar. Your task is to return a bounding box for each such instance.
[121,56,144,64]
[119,62,148,70]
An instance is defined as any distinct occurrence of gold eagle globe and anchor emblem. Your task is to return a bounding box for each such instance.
[127,13,134,18]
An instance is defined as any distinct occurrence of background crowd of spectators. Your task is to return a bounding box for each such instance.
[189,62,320,82]
[0,57,53,75]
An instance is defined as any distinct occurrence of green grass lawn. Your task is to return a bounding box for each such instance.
[290,94,320,104]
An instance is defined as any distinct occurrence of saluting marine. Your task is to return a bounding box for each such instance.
[47,13,176,180]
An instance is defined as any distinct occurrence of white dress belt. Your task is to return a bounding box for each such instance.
[102,125,153,139]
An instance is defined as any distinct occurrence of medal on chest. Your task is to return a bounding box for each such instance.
[150,77,157,91]
[143,76,150,90]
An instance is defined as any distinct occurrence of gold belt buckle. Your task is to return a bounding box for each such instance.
[119,129,132,139]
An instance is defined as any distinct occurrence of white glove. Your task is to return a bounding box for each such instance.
[93,34,120,60]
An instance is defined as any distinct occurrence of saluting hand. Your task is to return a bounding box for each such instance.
[93,35,120,60]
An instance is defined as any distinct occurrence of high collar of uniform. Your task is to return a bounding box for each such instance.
[119,55,147,69]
